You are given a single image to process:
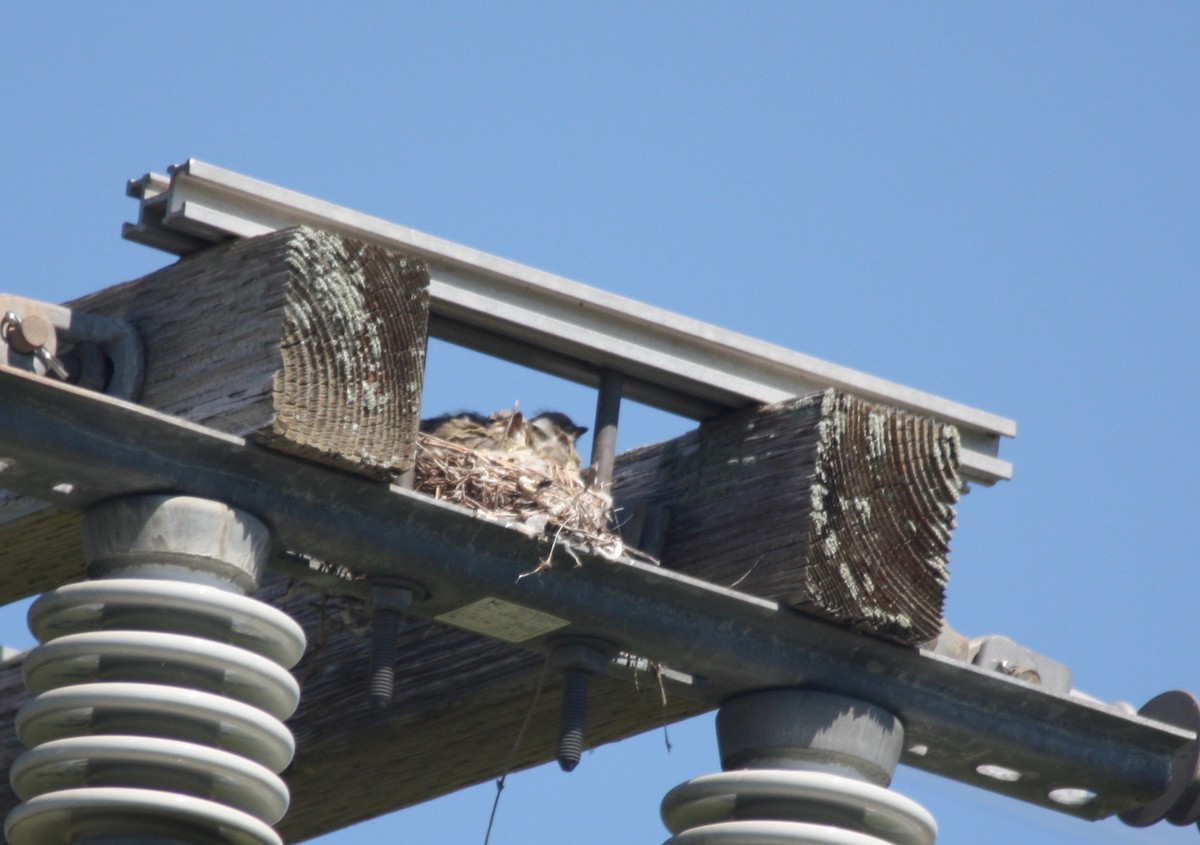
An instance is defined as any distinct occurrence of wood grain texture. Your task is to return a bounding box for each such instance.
[612,390,962,645]
[69,225,428,476]
[262,232,428,476]
[0,224,430,611]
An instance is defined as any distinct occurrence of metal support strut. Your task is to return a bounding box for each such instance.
[5,495,307,845]
[661,690,937,844]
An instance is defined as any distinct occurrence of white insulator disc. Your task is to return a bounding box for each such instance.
[28,579,306,667]
[5,786,283,845]
[11,735,289,823]
[23,631,301,719]
[661,771,936,845]
[16,682,296,773]
[665,819,918,845]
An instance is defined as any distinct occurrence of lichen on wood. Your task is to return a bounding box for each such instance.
[611,390,962,645]
[263,229,430,477]
[45,226,430,479]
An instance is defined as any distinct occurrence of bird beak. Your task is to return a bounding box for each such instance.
[506,411,524,438]
[571,425,588,440]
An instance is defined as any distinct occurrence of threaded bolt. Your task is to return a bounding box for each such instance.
[557,668,592,772]
[364,583,417,710]
[549,637,616,774]
[368,607,401,710]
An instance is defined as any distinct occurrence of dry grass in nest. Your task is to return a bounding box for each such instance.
[413,433,628,571]
[287,433,647,616]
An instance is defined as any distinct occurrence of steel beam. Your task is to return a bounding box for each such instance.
[0,368,1182,820]
[122,159,1015,484]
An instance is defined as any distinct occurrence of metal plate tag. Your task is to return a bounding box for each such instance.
[436,597,569,643]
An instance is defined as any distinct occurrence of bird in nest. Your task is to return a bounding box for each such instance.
[421,407,589,482]
[420,408,525,452]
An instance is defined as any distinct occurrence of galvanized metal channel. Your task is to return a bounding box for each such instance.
[122,159,1015,485]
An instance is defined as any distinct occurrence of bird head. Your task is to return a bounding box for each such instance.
[527,412,588,470]
[485,408,527,449]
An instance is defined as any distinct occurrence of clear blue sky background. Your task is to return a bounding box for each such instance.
[1,3,1198,843]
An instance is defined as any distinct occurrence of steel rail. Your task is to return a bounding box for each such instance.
[0,368,1181,820]
[122,159,1014,485]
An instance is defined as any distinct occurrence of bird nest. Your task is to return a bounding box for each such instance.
[413,433,626,569]
[279,431,640,638]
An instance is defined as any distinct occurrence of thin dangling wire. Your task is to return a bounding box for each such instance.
[483,655,551,845]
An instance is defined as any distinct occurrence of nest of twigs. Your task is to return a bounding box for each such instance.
[282,432,640,637]
[413,433,625,570]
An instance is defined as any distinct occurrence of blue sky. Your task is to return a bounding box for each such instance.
[1,3,1198,843]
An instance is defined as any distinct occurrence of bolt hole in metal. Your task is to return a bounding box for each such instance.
[975,764,1022,783]
[1048,788,1098,807]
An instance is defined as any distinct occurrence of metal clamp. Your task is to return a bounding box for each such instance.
[922,624,1072,695]
[0,294,144,401]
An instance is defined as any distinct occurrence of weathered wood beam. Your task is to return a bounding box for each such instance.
[73,225,429,476]
[614,391,961,645]
[0,225,431,599]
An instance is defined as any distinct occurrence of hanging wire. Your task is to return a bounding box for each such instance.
[483,655,551,845]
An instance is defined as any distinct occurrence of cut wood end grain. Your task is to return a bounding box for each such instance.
[611,390,962,645]
[258,229,430,479]
[799,389,961,643]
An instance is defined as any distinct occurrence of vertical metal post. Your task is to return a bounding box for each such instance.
[589,369,623,492]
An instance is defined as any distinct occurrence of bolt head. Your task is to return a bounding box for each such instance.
[367,584,415,615]
[5,313,53,354]
[548,637,616,673]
